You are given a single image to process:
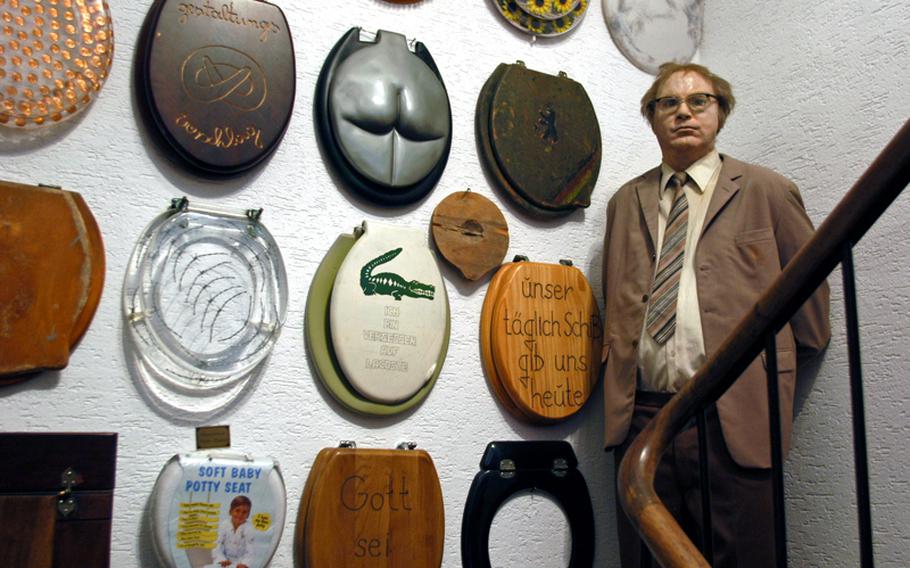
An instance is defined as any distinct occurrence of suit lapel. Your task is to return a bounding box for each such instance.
[702,154,743,236]
[635,167,662,252]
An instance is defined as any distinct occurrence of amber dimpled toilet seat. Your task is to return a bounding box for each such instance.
[0,0,114,128]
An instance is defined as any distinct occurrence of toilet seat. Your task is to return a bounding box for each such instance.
[480,259,602,423]
[138,0,295,174]
[295,445,444,568]
[315,28,451,205]
[0,181,105,383]
[479,262,528,420]
[461,441,594,568]
[328,222,448,405]
[476,62,601,217]
[151,450,286,568]
[123,198,288,415]
[306,231,448,415]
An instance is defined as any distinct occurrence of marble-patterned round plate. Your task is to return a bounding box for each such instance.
[602,0,703,75]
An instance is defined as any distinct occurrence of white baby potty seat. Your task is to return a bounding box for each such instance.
[151,450,286,568]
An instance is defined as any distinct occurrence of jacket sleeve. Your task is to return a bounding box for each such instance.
[773,180,831,357]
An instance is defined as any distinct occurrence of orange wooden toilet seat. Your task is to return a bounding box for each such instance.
[480,258,603,423]
[296,443,444,568]
[0,180,104,383]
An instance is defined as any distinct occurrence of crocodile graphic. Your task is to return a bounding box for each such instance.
[360,248,435,301]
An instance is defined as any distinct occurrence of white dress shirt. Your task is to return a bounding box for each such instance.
[638,150,722,392]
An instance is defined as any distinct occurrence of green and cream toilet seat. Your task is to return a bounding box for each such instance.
[306,221,449,415]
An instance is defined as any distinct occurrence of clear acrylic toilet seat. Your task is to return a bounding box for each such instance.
[124,199,287,410]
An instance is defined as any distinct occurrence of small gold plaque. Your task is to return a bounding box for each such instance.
[195,426,231,450]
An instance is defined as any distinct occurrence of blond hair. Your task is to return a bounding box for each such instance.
[640,63,736,131]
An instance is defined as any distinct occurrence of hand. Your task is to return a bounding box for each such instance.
[219,562,231,567]
[237,564,249,568]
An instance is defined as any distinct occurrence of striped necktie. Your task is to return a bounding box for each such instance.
[646,172,689,344]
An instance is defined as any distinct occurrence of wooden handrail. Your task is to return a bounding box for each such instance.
[618,118,910,568]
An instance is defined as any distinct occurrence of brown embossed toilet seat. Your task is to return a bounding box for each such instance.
[138,0,295,175]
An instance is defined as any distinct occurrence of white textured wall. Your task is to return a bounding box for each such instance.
[701,2,910,567]
[2,1,906,567]
[0,2,653,567]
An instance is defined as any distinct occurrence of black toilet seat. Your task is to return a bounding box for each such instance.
[461,441,595,568]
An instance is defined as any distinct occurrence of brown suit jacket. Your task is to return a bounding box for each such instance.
[601,155,830,468]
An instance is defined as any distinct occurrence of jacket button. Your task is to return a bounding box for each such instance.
[641,294,649,302]
[632,340,639,348]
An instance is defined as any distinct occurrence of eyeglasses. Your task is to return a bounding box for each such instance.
[651,93,718,114]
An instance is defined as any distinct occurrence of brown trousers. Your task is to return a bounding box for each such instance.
[614,393,777,568]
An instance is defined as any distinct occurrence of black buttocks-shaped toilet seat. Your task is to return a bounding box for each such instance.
[461,441,595,568]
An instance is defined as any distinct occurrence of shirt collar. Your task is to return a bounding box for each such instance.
[659,150,722,194]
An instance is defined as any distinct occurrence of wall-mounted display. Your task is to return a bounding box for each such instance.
[492,0,589,37]
[476,62,601,218]
[315,28,451,206]
[462,441,594,567]
[480,259,602,423]
[431,190,509,281]
[0,0,114,128]
[137,0,295,175]
[306,222,448,415]
[295,443,444,568]
[123,198,287,416]
[151,449,286,568]
[0,181,105,384]
[602,0,704,75]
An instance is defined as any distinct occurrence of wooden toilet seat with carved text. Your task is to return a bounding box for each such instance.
[296,445,444,568]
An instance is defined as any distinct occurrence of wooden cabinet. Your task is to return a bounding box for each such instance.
[0,433,117,568]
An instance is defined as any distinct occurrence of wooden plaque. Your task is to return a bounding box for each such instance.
[0,181,105,383]
[139,0,295,174]
[486,261,603,422]
[296,447,444,568]
[431,191,509,281]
